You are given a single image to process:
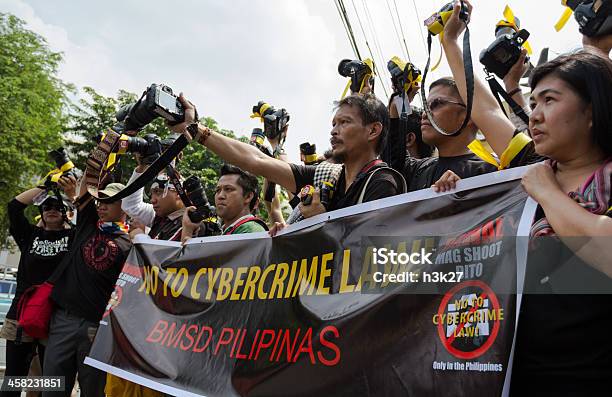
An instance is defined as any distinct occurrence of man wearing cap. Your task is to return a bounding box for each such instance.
[0,178,75,396]
[121,162,187,241]
[42,181,131,397]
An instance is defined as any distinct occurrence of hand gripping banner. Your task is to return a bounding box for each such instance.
[86,167,537,396]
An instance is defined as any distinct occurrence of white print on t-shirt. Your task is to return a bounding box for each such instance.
[29,236,69,257]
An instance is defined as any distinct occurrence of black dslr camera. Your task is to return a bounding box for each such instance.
[94,132,165,165]
[183,176,216,223]
[387,59,421,94]
[338,59,373,94]
[568,0,612,37]
[252,102,290,141]
[116,84,185,132]
[299,143,319,165]
[46,147,77,188]
[249,128,273,157]
[480,24,530,79]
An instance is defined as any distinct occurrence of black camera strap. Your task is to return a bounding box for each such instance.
[165,164,193,208]
[420,6,474,137]
[485,72,529,126]
[91,132,190,203]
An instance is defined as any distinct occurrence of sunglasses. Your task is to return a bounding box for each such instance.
[42,204,63,212]
[427,98,466,111]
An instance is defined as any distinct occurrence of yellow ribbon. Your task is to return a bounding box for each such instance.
[554,6,574,31]
[304,154,319,164]
[250,103,271,122]
[468,132,531,170]
[41,161,75,184]
[497,5,533,54]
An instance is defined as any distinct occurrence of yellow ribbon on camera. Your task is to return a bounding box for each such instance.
[390,56,423,92]
[340,58,375,99]
[250,103,271,123]
[555,0,575,31]
[468,133,531,170]
[40,160,75,185]
[496,5,533,55]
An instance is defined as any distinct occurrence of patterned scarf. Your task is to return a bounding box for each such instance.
[530,158,612,237]
[97,220,129,235]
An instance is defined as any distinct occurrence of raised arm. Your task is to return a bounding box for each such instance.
[170,95,298,193]
[440,0,517,156]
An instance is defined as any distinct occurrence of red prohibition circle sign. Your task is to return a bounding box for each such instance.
[436,280,501,360]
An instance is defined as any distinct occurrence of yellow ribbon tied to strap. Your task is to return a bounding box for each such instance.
[468,132,531,170]
[250,103,272,123]
[40,161,75,184]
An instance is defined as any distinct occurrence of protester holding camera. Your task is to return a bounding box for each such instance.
[441,1,612,393]
[182,164,267,242]
[0,176,76,397]
[42,180,131,397]
[171,93,405,222]
[121,159,187,241]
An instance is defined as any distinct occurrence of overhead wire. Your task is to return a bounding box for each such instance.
[358,0,391,99]
[384,0,409,60]
[349,0,390,99]
[411,0,429,56]
[334,0,362,60]
[392,0,412,63]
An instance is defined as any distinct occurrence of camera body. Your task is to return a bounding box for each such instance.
[183,175,216,223]
[46,147,76,188]
[116,84,185,132]
[338,59,373,93]
[480,27,530,79]
[388,59,421,94]
[252,102,290,141]
[299,181,334,209]
[249,128,273,157]
[425,1,469,35]
[300,142,318,165]
[571,0,612,37]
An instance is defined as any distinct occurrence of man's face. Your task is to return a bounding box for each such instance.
[330,104,372,162]
[421,85,468,147]
[97,200,125,223]
[150,187,181,218]
[215,174,251,223]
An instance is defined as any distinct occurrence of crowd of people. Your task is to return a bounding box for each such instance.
[1,0,611,395]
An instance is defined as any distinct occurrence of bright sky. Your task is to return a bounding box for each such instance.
[1,0,583,162]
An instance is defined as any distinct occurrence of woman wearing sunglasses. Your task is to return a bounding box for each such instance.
[0,175,76,397]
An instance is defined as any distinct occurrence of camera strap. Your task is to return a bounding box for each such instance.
[87,130,190,203]
[165,164,193,208]
[420,8,474,137]
[485,73,529,125]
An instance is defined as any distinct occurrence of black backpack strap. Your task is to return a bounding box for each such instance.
[357,166,407,204]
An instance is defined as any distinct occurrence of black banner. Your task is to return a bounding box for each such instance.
[86,170,536,396]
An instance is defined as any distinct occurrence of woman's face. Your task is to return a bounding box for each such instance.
[529,74,593,162]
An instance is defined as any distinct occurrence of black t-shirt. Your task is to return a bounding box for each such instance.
[148,209,185,241]
[403,153,498,192]
[51,200,131,323]
[290,162,401,211]
[6,199,73,320]
[510,143,611,394]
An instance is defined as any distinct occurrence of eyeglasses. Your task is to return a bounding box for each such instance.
[427,98,466,111]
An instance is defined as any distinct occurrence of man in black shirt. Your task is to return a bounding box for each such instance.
[43,182,131,397]
[388,77,498,191]
[0,183,74,397]
[170,93,404,217]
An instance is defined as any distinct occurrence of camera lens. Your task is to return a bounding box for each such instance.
[183,176,212,223]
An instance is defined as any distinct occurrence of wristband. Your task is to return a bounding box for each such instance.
[507,87,522,97]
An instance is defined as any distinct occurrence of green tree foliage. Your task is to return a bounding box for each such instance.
[0,13,71,244]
